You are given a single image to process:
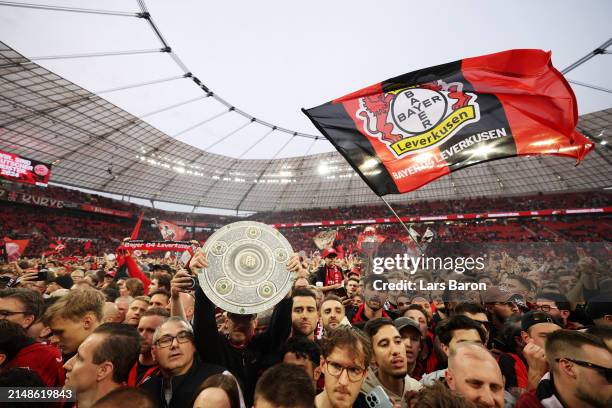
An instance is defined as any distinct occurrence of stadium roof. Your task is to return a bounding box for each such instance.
[0,41,611,212]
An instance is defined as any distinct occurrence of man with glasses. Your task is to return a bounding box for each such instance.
[142,316,227,408]
[0,288,43,338]
[516,329,612,408]
[535,292,578,329]
[315,325,372,408]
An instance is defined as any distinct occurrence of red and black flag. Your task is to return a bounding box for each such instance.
[303,49,594,195]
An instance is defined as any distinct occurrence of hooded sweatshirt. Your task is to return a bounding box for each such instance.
[360,367,422,408]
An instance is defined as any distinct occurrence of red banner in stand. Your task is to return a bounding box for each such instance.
[158,220,187,241]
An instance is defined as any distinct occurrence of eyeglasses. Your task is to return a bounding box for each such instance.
[534,305,559,312]
[0,310,27,318]
[555,358,612,383]
[155,331,193,348]
[325,360,366,382]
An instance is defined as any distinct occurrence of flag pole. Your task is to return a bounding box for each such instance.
[379,196,425,255]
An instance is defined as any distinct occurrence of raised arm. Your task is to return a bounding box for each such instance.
[189,250,227,365]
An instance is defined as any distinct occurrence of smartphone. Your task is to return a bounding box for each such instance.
[364,386,394,408]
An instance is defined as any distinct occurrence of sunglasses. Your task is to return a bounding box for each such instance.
[556,358,612,383]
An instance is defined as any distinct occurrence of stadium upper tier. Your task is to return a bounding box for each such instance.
[0,41,611,212]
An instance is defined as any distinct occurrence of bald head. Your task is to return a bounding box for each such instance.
[446,343,505,408]
[102,302,122,323]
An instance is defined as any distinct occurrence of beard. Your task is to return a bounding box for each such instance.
[576,383,611,408]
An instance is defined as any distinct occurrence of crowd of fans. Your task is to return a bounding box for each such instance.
[250,191,611,223]
[2,199,610,258]
[0,181,610,407]
[0,224,610,407]
[2,181,610,227]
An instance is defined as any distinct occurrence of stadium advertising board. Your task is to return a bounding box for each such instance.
[0,150,52,186]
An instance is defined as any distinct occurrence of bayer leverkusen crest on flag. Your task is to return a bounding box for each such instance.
[303,49,594,195]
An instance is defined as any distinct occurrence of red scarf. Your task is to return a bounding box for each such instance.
[324,266,343,286]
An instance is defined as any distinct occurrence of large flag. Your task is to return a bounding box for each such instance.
[303,49,594,195]
[158,220,187,241]
[3,238,29,261]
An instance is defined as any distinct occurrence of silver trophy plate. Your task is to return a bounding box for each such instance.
[197,221,294,314]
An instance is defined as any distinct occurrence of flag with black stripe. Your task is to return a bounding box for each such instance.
[303,49,594,196]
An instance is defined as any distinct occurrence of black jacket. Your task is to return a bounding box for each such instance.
[140,357,225,408]
[193,286,293,407]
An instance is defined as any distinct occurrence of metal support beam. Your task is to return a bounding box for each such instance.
[561,38,612,74]
[0,1,141,17]
[567,79,612,94]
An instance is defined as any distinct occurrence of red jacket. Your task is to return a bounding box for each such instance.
[6,342,65,387]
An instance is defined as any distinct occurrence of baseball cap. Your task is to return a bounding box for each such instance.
[394,317,422,337]
[105,270,116,278]
[481,286,513,304]
[322,248,338,258]
[585,293,612,321]
[521,311,559,331]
